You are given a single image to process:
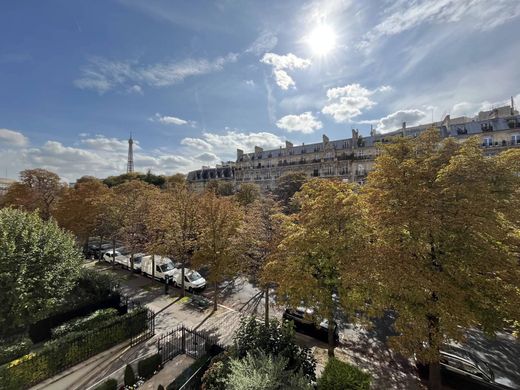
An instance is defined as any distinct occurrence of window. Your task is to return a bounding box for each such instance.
[483,137,493,147]
[512,135,520,145]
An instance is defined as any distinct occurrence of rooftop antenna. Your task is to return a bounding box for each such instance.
[127,132,134,174]
[511,96,515,115]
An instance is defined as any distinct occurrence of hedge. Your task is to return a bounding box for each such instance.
[94,378,118,390]
[0,307,151,390]
[138,354,162,379]
[51,308,119,338]
[0,336,33,366]
[317,358,371,390]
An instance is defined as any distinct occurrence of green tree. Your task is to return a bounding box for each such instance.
[266,179,370,357]
[236,183,260,206]
[363,130,520,390]
[1,169,65,220]
[317,358,371,390]
[192,191,245,310]
[226,351,312,390]
[0,208,83,336]
[274,171,307,213]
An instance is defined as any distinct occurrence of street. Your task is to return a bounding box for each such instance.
[86,261,520,390]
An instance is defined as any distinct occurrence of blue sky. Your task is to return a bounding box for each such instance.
[1,0,520,181]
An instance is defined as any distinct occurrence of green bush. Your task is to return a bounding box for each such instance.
[138,353,162,379]
[0,335,33,366]
[0,307,150,390]
[124,364,136,386]
[317,358,371,390]
[94,378,118,390]
[51,308,119,338]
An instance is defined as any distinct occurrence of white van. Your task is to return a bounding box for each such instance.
[141,255,177,281]
[102,250,121,263]
[116,252,145,272]
[172,268,206,291]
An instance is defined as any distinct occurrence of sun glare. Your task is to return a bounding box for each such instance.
[307,24,336,56]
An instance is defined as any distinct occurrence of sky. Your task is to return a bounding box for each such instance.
[1,0,520,182]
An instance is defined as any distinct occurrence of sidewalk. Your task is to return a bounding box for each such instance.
[140,355,194,390]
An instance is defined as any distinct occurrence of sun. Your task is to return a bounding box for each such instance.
[307,24,336,56]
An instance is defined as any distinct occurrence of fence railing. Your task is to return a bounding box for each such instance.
[156,325,219,364]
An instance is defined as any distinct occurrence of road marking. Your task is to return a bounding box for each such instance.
[218,303,238,312]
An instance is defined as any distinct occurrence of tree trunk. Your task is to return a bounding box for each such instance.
[130,252,134,273]
[427,313,441,390]
[111,238,116,268]
[264,287,269,326]
[181,260,186,297]
[152,254,155,283]
[327,311,335,358]
[213,280,218,311]
[98,235,104,262]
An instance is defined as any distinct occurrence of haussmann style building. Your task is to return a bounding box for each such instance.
[187,103,520,192]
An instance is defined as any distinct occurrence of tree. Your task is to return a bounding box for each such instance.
[192,191,245,311]
[114,181,159,272]
[151,184,200,295]
[0,208,83,336]
[265,179,370,357]
[235,183,261,206]
[363,130,520,390]
[53,179,110,250]
[273,171,307,213]
[94,189,124,267]
[245,196,283,325]
[1,169,65,220]
[317,358,371,390]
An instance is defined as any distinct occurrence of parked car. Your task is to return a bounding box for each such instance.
[115,252,145,272]
[171,268,206,291]
[102,250,121,263]
[282,307,339,344]
[416,348,517,389]
[141,255,177,281]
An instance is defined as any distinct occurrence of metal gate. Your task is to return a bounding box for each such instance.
[157,325,217,363]
[130,309,155,346]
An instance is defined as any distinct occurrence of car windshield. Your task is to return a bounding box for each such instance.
[134,257,142,264]
[188,271,202,282]
[160,262,174,272]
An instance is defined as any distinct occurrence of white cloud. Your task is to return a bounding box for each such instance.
[150,113,189,126]
[260,53,311,90]
[0,128,28,147]
[128,84,143,94]
[245,79,255,87]
[195,152,219,162]
[180,137,213,151]
[359,0,520,50]
[80,135,135,152]
[369,109,427,133]
[322,83,381,123]
[181,130,284,159]
[74,53,238,94]
[246,32,278,55]
[276,112,323,134]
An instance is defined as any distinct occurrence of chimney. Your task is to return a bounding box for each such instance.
[322,134,329,143]
[370,125,376,137]
[285,140,293,148]
[237,149,244,159]
[254,146,263,154]
[402,121,406,136]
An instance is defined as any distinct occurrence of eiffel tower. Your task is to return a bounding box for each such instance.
[127,133,134,173]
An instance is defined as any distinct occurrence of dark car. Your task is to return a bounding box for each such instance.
[417,349,517,390]
[282,307,339,344]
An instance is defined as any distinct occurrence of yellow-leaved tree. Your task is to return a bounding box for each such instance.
[192,191,246,311]
[266,178,371,357]
[363,129,520,390]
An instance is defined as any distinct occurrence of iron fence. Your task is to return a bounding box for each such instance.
[156,325,218,363]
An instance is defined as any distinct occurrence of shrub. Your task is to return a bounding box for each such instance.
[0,335,33,366]
[0,307,151,390]
[51,308,119,338]
[124,364,136,387]
[317,358,371,390]
[137,353,162,379]
[233,317,316,380]
[94,378,118,390]
[226,351,312,390]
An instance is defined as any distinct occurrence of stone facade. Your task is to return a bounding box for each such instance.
[187,106,520,192]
